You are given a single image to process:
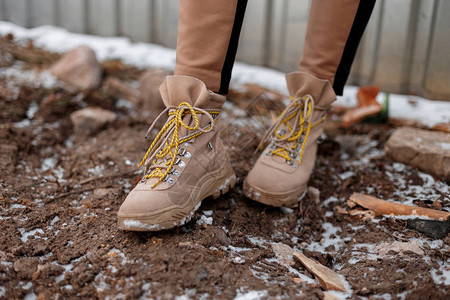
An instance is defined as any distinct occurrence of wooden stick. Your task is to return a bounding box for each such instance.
[348,193,450,221]
[293,252,346,292]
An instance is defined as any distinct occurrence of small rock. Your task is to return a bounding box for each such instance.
[138,69,170,113]
[385,127,450,180]
[375,240,424,256]
[50,45,102,90]
[197,265,208,281]
[0,50,14,68]
[407,218,450,239]
[307,187,320,204]
[13,257,40,280]
[70,107,117,135]
[271,243,295,267]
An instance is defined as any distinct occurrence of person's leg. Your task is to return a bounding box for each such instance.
[298,0,376,95]
[175,0,248,94]
[118,0,248,231]
[244,0,375,206]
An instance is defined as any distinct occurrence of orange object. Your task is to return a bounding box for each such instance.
[348,193,450,221]
[342,86,381,128]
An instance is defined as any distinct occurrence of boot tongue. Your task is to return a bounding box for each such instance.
[285,71,336,108]
[158,75,225,137]
[159,75,225,109]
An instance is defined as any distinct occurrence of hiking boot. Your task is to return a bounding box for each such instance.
[118,76,236,231]
[243,72,335,207]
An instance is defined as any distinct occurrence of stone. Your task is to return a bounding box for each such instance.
[307,186,320,204]
[375,240,424,256]
[70,107,117,135]
[50,45,102,90]
[385,127,450,181]
[138,69,170,113]
[407,218,450,240]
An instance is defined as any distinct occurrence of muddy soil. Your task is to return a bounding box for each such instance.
[0,40,449,300]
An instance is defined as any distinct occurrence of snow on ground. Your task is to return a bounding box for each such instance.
[1,21,449,127]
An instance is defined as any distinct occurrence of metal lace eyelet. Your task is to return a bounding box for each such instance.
[184,152,191,159]
[140,178,146,183]
[167,178,175,184]
[178,160,186,168]
[173,170,180,177]
[174,157,181,165]
[178,148,186,156]
[207,142,213,150]
[286,159,294,166]
[290,152,297,159]
[277,129,286,135]
[264,151,272,156]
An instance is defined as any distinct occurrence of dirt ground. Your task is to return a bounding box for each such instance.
[0,39,449,299]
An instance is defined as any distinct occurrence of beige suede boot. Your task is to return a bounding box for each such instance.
[243,72,335,207]
[118,76,235,231]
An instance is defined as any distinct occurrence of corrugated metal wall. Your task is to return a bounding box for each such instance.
[1,0,449,100]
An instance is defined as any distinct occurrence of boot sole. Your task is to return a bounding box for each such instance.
[242,180,307,208]
[118,158,236,232]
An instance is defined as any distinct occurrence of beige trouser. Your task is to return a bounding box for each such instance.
[174,0,375,95]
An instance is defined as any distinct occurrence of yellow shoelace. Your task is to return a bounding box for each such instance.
[139,102,219,188]
[257,95,328,166]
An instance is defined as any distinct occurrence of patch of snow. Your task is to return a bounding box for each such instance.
[41,156,57,172]
[434,142,450,150]
[18,228,44,243]
[88,164,105,175]
[430,260,450,286]
[234,289,268,300]
[26,101,39,119]
[196,215,213,226]
[306,222,347,253]
[24,292,36,300]
[202,210,213,217]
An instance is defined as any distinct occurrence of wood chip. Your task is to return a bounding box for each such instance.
[348,193,450,221]
[348,208,375,220]
[293,252,346,292]
[335,205,348,215]
[323,292,342,300]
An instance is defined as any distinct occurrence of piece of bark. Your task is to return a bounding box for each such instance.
[348,208,375,220]
[348,193,450,221]
[407,218,450,239]
[342,86,381,128]
[293,252,346,292]
[432,123,450,134]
